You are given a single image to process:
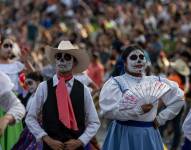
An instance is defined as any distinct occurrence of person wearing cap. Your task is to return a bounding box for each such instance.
[25,41,100,150]
[182,109,191,150]
[99,45,184,150]
[0,71,25,150]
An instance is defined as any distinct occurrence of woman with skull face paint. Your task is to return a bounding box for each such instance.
[99,45,185,150]
[12,72,44,150]
[18,72,44,109]
[0,36,26,150]
[26,41,100,150]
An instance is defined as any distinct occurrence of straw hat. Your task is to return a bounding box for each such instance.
[46,41,90,73]
[170,59,190,76]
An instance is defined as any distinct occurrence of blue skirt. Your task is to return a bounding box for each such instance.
[182,138,191,150]
[102,120,163,150]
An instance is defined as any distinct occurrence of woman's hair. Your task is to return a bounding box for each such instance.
[0,34,15,46]
[0,34,6,46]
[121,45,144,62]
[26,72,43,82]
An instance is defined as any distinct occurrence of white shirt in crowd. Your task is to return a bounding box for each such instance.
[0,71,25,122]
[26,74,100,146]
[0,61,24,93]
[182,109,191,141]
[99,73,185,126]
[74,72,93,92]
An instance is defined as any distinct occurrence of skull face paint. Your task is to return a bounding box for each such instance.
[55,53,74,73]
[126,50,146,74]
[0,39,14,59]
[25,79,38,93]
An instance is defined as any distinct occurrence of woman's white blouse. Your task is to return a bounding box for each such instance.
[0,71,25,122]
[0,71,14,96]
[99,73,185,125]
[182,110,191,141]
[0,61,24,92]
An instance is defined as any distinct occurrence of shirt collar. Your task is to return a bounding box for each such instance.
[53,74,74,87]
[124,73,144,81]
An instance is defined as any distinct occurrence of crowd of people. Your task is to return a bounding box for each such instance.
[0,0,191,150]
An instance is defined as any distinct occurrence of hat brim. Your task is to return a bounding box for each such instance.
[170,60,190,76]
[45,46,90,74]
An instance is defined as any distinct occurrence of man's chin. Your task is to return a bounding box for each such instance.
[58,70,71,74]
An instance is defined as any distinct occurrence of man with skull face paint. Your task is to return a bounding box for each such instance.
[99,45,185,150]
[26,41,100,150]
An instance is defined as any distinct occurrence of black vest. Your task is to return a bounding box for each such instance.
[42,78,85,143]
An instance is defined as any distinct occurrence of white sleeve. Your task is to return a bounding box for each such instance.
[99,78,143,121]
[78,85,100,146]
[25,81,48,141]
[0,71,14,96]
[156,78,185,126]
[15,61,25,71]
[182,110,191,141]
[0,91,25,123]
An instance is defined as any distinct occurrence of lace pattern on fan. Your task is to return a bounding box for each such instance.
[128,78,171,104]
[112,77,138,111]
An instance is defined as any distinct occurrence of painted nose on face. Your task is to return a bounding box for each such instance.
[60,57,65,62]
[138,60,142,63]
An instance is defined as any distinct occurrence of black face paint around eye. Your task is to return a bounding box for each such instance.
[55,53,62,60]
[139,54,144,60]
[64,53,72,61]
[130,54,145,61]
[130,55,138,60]
[3,43,13,48]
[55,53,72,61]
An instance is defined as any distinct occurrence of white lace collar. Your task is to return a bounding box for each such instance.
[124,73,144,82]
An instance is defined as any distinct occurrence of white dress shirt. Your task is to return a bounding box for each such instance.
[182,109,191,141]
[74,73,94,92]
[0,71,25,122]
[26,74,100,146]
[99,73,185,126]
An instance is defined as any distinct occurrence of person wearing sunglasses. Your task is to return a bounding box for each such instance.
[0,71,25,150]
[26,41,100,150]
[99,45,184,150]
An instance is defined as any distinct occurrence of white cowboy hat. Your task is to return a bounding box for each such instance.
[170,59,190,76]
[46,41,90,73]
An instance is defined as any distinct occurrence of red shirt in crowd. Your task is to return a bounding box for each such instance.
[87,62,104,88]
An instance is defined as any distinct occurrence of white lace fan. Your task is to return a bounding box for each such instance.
[126,79,171,104]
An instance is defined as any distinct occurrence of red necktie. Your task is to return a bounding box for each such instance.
[56,74,78,131]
